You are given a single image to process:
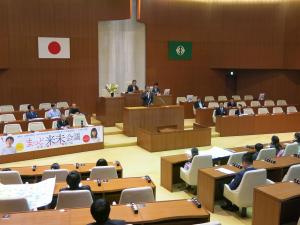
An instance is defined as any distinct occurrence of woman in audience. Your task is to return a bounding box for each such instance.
[183,147,199,170]
[270,135,283,157]
[26,104,38,120]
[96,158,108,167]
[50,163,60,170]
[252,143,264,160]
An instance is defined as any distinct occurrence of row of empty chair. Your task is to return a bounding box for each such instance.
[225,106,297,115]
[177,95,266,103]
[203,100,288,108]
[0,101,69,113]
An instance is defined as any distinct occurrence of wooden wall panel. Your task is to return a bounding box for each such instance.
[0,0,9,69]
[0,0,130,113]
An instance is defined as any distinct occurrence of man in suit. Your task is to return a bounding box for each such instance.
[69,103,81,116]
[127,80,139,93]
[57,114,70,129]
[88,199,126,225]
[26,104,38,120]
[221,153,256,211]
[141,86,154,106]
[227,98,237,107]
[215,102,227,116]
[151,82,160,95]
[193,98,205,110]
[235,104,244,116]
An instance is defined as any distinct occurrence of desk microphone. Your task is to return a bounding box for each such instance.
[293,154,300,158]
[144,175,152,183]
[97,179,101,186]
[75,163,80,169]
[130,203,139,214]
[294,178,300,184]
[232,163,242,169]
[115,161,120,166]
[32,165,37,171]
[191,197,201,208]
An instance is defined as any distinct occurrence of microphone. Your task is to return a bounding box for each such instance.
[32,165,37,171]
[191,197,201,208]
[130,203,139,214]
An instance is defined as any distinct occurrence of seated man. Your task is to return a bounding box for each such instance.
[193,98,205,110]
[183,147,199,170]
[221,153,255,211]
[252,143,264,160]
[127,80,139,93]
[69,103,81,116]
[141,86,154,106]
[47,103,61,119]
[88,199,125,225]
[57,114,70,129]
[151,82,160,96]
[235,104,244,116]
[215,102,227,116]
[26,104,38,120]
[227,98,237,107]
[96,158,108,167]
[50,163,60,170]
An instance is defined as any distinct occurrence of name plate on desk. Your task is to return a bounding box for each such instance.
[0,126,103,155]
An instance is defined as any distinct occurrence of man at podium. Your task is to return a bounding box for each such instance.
[127,80,139,93]
[141,86,154,106]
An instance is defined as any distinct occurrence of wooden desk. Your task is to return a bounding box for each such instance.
[137,127,211,152]
[253,182,300,225]
[195,108,215,127]
[152,95,173,106]
[1,162,123,182]
[122,93,144,107]
[179,102,195,119]
[0,200,210,225]
[54,177,156,203]
[123,105,184,137]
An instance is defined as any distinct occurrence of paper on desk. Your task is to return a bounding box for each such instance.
[0,177,56,209]
[215,168,235,174]
[185,146,233,159]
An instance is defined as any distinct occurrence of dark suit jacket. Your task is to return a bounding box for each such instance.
[87,219,126,225]
[127,84,139,93]
[215,107,227,116]
[229,167,256,190]
[227,102,237,107]
[151,87,160,95]
[193,101,205,109]
[69,108,80,115]
[235,109,244,116]
[57,119,70,129]
[141,91,154,106]
[26,111,38,120]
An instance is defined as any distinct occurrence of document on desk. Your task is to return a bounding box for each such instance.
[0,178,55,209]
[215,168,235,174]
[186,147,233,159]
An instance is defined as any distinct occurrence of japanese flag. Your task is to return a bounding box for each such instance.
[38,37,70,59]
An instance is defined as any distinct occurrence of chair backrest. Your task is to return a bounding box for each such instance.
[28,122,46,131]
[73,115,88,127]
[228,109,236,116]
[208,102,219,108]
[244,95,253,101]
[256,148,276,160]
[218,96,227,101]
[89,166,118,180]
[204,96,215,102]
[283,143,299,156]
[264,100,275,107]
[0,171,23,184]
[0,198,30,213]
[22,113,27,121]
[0,114,16,122]
[276,99,287,106]
[176,97,186,104]
[287,106,298,114]
[282,164,300,182]
[237,101,247,107]
[257,107,269,115]
[39,103,51,110]
[56,190,93,209]
[236,169,267,206]
[57,101,69,108]
[0,105,14,113]
[250,101,261,107]
[191,96,198,102]
[272,107,283,114]
[52,120,58,129]
[119,186,155,204]
[42,169,69,182]
[212,110,216,123]
[3,124,22,134]
[188,155,213,184]
[243,107,255,115]
[227,152,247,165]
[232,95,241,101]
[19,104,30,112]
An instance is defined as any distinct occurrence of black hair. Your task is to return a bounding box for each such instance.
[294,132,300,143]
[51,103,55,108]
[242,153,254,164]
[238,104,243,107]
[90,199,110,223]
[91,128,98,138]
[51,163,60,170]
[191,147,199,158]
[271,135,282,152]
[27,104,33,110]
[5,136,14,142]
[154,82,158,86]
[254,143,264,152]
[66,170,81,189]
[96,158,108,167]
[1,168,12,171]
[132,80,137,83]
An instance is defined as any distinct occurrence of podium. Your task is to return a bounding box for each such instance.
[123,105,184,136]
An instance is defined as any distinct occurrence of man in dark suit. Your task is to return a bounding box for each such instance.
[215,102,227,116]
[127,80,139,93]
[57,115,70,129]
[141,86,154,106]
[235,104,244,116]
[193,98,205,109]
[151,82,160,95]
[227,98,237,108]
[26,104,38,120]
[88,199,126,225]
[221,153,256,211]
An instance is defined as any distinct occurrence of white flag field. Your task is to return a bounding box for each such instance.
[38,37,70,59]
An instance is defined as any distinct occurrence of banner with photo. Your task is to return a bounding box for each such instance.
[0,126,103,155]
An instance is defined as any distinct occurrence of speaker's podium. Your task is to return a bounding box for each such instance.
[123,105,184,137]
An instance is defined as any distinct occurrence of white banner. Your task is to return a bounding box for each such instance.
[38,37,70,59]
[0,178,56,209]
[0,126,103,155]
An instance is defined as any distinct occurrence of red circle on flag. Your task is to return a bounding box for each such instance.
[48,41,61,55]
[83,135,90,143]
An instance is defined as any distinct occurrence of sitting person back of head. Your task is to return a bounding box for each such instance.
[96,158,108,167]
[270,135,283,156]
[50,163,60,170]
[183,147,199,170]
[88,199,125,225]
[252,143,264,160]
[294,132,300,153]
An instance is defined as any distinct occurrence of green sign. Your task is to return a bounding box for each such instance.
[168,41,192,60]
